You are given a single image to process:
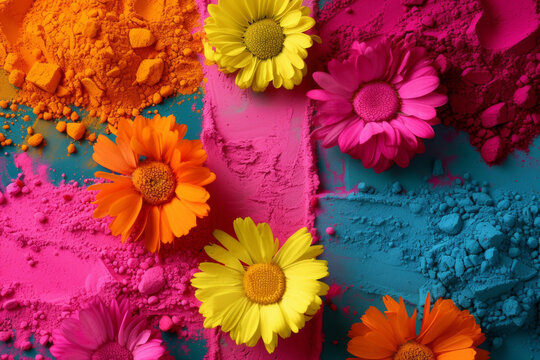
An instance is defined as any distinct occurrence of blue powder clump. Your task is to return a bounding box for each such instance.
[317,173,540,353]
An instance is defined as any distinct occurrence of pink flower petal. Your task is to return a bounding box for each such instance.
[328,58,361,92]
[338,120,364,153]
[319,99,353,115]
[409,93,448,107]
[398,76,440,99]
[314,119,351,148]
[399,115,435,138]
[407,65,437,81]
[313,72,353,97]
[359,122,384,144]
[372,157,393,173]
[355,55,376,83]
[307,89,335,101]
[390,119,418,148]
[401,101,437,120]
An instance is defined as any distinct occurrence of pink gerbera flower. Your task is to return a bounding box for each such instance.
[50,298,166,360]
[308,37,447,173]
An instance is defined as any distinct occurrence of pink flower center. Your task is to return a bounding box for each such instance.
[353,82,400,122]
[92,342,133,360]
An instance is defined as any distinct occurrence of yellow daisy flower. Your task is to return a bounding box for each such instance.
[204,0,318,92]
[191,217,329,353]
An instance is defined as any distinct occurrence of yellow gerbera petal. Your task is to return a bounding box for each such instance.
[204,0,316,91]
[191,218,328,354]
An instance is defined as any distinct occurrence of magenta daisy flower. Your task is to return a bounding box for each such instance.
[308,37,447,173]
[50,298,166,360]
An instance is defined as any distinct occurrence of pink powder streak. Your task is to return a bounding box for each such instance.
[196,0,323,358]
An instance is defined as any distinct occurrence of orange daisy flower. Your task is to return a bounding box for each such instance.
[348,294,489,360]
[89,114,216,252]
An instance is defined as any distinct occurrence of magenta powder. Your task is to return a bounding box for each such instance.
[316,0,539,165]
[0,153,215,355]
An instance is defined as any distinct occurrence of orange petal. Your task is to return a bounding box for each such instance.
[419,303,460,345]
[175,183,210,203]
[159,207,175,244]
[144,206,161,252]
[181,199,210,217]
[437,348,476,360]
[360,306,399,346]
[432,335,474,353]
[116,134,138,169]
[109,194,143,240]
[89,179,133,200]
[163,197,196,237]
[117,118,134,139]
[176,166,215,186]
[475,348,490,360]
[93,187,138,218]
[347,334,395,359]
[161,130,179,164]
[348,323,370,338]
[92,135,135,174]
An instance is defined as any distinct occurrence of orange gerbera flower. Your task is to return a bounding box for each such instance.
[348,294,489,360]
[89,114,216,252]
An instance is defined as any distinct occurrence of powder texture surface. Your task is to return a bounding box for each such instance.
[0,0,203,126]
[0,153,216,356]
[316,0,539,165]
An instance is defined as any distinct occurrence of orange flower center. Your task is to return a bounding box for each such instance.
[243,263,286,305]
[132,161,176,205]
[244,19,284,60]
[394,342,435,360]
[353,82,400,122]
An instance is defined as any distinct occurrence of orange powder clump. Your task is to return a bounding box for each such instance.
[0,0,203,127]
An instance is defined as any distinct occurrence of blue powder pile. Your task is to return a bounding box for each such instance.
[318,172,540,357]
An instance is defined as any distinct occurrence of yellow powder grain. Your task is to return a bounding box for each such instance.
[129,28,155,48]
[26,63,63,93]
[66,122,85,140]
[0,133,5,142]
[87,132,96,142]
[56,121,66,133]
[9,103,18,112]
[21,144,28,151]
[67,143,76,154]
[28,133,44,147]
[0,100,7,109]
[136,58,164,86]
[27,127,33,135]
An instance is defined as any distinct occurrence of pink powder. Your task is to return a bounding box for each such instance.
[315,0,539,165]
[0,153,215,355]
[195,0,322,357]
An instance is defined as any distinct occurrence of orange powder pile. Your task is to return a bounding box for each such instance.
[0,0,203,127]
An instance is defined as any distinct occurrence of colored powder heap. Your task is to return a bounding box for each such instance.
[0,0,203,126]
[0,153,216,355]
[316,0,539,165]
[317,171,540,353]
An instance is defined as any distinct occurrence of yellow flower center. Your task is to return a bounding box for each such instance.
[243,263,286,305]
[244,19,284,60]
[132,161,176,205]
[394,342,435,360]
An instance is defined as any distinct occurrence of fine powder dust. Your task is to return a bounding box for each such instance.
[0,153,216,355]
[316,0,539,165]
[0,0,203,126]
